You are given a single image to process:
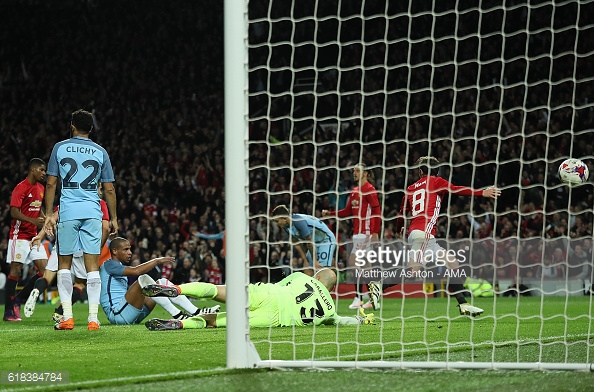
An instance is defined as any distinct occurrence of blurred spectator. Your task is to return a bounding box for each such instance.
[207,259,223,285]
[188,267,201,283]
[565,240,590,279]
[172,255,194,285]
[535,249,566,279]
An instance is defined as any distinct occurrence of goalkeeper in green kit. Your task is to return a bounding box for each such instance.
[142,269,375,330]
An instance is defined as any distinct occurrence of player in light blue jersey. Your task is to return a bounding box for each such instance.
[44,109,119,331]
[272,205,336,275]
[100,237,219,325]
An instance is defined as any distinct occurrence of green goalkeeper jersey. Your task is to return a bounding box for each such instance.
[275,272,337,327]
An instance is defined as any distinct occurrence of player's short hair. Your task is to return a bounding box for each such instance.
[71,109,94,134]
[109,237,129,253]
[415,156,440,176]
[356,163,376,184]
[29,158,45,170]
[272,205,290,218]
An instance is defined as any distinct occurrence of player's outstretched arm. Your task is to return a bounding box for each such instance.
[325,309,376,325]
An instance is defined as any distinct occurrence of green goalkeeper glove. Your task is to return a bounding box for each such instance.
[357,308,376,325]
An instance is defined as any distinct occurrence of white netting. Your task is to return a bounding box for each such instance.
[243,0,594,369]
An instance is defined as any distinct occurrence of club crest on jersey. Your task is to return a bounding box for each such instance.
[16,254,22,259]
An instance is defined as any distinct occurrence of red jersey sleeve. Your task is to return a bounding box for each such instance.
[10,183,26,208]
[434,176,482,197]
[365,190,381,235]
[335,194,353,218]
[100,200,110,220]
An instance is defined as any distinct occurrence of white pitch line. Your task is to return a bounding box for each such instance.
[314,333,593,361]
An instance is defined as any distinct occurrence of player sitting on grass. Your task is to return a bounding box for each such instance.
[99,237,219,325]
[142,268,375,331]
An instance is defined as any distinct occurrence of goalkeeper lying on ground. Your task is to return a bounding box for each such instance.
[142,269,375,330]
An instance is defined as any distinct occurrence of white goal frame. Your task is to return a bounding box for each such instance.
[223,0,593,371]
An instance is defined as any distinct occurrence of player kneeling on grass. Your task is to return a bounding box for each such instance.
[143,268,375,331]
[99,237,219,325]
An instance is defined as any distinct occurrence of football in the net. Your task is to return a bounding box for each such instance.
[558,158,589,186]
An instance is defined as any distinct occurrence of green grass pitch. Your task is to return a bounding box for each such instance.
[1,296,593,391]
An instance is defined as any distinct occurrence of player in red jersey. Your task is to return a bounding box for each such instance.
[3,158,48,322]
[323,163,382,310]
[396,156,500,316]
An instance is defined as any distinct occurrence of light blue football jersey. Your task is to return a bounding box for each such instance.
[99,259,128,314]
[47,136,115,221]
[285,213,336,244]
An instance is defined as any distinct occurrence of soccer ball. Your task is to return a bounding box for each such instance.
[558,158,589,186]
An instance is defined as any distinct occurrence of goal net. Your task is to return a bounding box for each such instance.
[226,0,594,370]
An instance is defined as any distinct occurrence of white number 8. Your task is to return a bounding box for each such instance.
[411,189,425,216]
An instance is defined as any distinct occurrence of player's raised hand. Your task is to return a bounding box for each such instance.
[482,186,501,199]
[44,215,57,237]
[321,209,330,217]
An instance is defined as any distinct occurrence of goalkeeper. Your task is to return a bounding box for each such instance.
[142,269,375,330]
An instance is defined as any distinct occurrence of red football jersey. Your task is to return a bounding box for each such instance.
[9,178,45,240]
[100,199,109,221]
[335,181,381,236]
[398,176,482,236]
[208,267,223,285]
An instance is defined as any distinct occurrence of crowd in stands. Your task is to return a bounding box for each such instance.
[0,1,592,291]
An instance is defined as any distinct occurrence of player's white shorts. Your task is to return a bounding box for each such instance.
[407,230,445,265]
[7,239,48,265]
[46,248,87,279]
[350,234,373,254]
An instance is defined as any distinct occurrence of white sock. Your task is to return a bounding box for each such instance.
[169,295,199,315]
[151,297,181,317]
[138,274,156,288]
[86,271,101,322]
[57,270,73,320]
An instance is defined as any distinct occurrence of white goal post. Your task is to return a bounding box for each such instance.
[224,0,594,370]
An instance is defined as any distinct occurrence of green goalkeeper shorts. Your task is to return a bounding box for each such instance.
[248,283,281,328]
